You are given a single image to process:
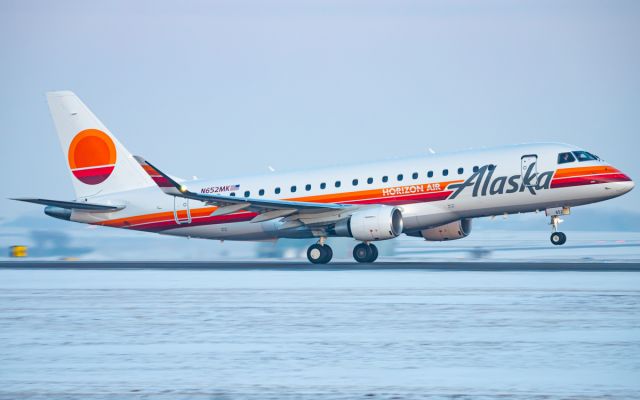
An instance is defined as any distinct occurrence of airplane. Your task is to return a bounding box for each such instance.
[12,91,635,264]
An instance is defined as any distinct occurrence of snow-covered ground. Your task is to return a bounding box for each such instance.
[1,269,639,399]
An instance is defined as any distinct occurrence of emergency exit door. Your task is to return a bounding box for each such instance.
[173,197,192,225]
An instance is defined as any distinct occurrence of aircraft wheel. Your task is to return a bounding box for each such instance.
[369,243,379,262]
[353,243,376,263]
[321,245,333,264]
[550,232,567,246]
[307,244,332,264]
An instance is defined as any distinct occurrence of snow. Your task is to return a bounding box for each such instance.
[1,269,639,399]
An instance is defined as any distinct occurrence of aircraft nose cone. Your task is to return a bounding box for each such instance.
[624,179,635,193]
[615,172,634,194]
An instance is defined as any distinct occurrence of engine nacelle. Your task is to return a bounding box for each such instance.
[420,219,472,241]
[334,206,403,241]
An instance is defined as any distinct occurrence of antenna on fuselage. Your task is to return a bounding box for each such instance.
[428,148,436,154]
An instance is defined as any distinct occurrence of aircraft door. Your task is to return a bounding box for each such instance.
[521,154,538,187]
[173,197,192,225]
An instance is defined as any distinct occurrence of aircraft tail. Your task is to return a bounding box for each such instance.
[46,91,154,199]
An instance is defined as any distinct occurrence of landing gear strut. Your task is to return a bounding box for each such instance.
[353,242,378,263]
[549,215,567,246]
[307,238,333,264]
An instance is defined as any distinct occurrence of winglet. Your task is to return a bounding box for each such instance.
[134,156,187,196]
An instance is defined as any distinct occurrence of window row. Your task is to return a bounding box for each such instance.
[230,165,494,198]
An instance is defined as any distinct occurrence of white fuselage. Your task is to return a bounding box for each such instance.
[69,143,633,241]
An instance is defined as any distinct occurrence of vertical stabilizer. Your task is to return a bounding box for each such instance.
[46,91,153,198]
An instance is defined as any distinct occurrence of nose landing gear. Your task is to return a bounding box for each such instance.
[549,214,567,246]
[353,242,378,263]
[550,231,567,245]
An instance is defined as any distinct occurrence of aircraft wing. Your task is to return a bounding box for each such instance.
[135,157,352,221]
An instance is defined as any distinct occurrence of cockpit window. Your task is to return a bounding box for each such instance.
[573,151,598,162]
[558,152,575,164]
[587,152,601,161]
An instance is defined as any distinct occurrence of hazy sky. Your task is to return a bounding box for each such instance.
[1,0,639,220]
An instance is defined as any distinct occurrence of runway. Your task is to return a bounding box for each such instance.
[2,260,640,271]
[1,267,639,399]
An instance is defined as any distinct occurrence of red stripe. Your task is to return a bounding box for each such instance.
[127,191,453,232]
[129,212,257,232]
[551,173,631,189]
[79,174,111,185]
[72,165,115,178]
[72,165,115,185]
[152,176,173,187]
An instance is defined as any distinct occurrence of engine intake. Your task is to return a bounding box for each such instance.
[420,219,472,241]
[334,206,403,241]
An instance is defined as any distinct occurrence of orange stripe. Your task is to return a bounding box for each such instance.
[142,165,163,177]
[554,166,619,179]
[100,206,218,227]
[100,180,463,228]
[283,180,463,203]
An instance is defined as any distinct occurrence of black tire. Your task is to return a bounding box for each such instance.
[368,244,379,262]
[557,232,567,245]
[322,245,333,264]
[307,244,333,264]
[550,232,567,246]
[353,243,373,263]
[307,244,325,264]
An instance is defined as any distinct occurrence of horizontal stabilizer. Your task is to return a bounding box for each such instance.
[12,198,124,212]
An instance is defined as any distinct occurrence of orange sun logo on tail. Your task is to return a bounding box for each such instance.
[68,129,117,185]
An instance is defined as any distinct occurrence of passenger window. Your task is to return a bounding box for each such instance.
[382,176,388,183]
[352,179,358,186]
[427,171,433,178]
[244,191,250,198]
[320,182,326,189]
[558,152,576,164]
[230,192,236,197]
[305,184,311,191]
[275,187,281,194]
[473,166,479,172]
[443,169,449,177]
[367,177,373,184]
[397,174,403,181]
[259,189,265,196]
[573,151,597,162]
[412,172,418,179]
[291,185,297,193]
[457,167,464,175]
[335,181,341,188]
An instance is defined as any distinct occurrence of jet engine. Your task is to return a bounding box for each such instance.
[420,219,472,241]
[333,206,403,241]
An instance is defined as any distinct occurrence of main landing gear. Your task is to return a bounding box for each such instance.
[306,240,380,264]
[353,242,378,263]
[549,214,567,246]
[307,238,333,264]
